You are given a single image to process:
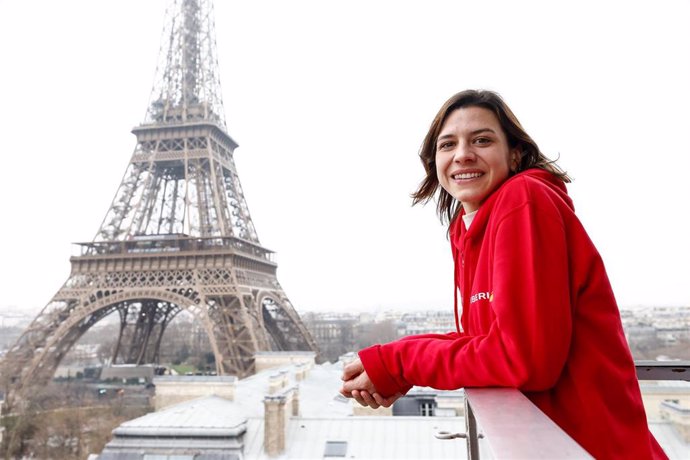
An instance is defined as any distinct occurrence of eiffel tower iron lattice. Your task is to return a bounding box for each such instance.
[1,0,319,400]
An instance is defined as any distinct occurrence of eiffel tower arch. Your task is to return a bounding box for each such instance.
[1,0,319,401]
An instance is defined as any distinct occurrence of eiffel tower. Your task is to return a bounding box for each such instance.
[1,0,318,400]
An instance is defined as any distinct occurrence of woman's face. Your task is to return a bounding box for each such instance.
[435,106,518,213]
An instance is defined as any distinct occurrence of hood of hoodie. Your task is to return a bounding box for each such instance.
[450,168,572,249]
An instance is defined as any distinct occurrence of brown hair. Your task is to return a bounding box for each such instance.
[411,89,571,224]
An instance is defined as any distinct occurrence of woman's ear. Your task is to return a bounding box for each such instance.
[510,148,522,172]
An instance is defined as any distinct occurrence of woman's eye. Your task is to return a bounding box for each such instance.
[437,141,455,151]
[474,137,491,145]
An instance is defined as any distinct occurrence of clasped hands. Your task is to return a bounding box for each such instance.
[339,358,403,409]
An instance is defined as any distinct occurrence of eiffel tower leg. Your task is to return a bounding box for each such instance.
[203,294,267,378]
[133,301,157,364]
[147,302,180,363]
[0,293,127,400]
[151,307,175,363]
[258,289,321,357]
[112,300,181,365]
[111,307,127,364]
[1,284,183,398]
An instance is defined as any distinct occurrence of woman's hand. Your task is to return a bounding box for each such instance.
[340,358,403,408]
[350,389,403,408]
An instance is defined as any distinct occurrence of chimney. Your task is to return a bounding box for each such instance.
[268,370,289,395]
[291,386,300,416]
[264,394,287,456]
[294,362,307,381]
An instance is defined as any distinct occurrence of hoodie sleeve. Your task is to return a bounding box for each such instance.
[359,198,572,397]
[358,332,461,396]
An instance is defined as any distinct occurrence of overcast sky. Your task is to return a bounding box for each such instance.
[0,0,689,317]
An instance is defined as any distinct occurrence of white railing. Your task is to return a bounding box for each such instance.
[441,362,690,459]
[462,388,593,459]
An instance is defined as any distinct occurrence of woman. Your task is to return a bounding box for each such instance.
[340,90,666,459]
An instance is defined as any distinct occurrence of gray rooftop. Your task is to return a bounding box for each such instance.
[114,395,246,437]
[95,359,690,459]
[243,415,468,459]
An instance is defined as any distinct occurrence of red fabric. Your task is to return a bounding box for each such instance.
[359,169,667,459]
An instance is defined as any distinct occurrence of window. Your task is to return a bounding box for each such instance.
[324,440,348,458]
[420,401,435,416]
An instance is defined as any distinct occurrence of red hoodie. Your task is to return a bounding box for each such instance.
[359,169,666,459]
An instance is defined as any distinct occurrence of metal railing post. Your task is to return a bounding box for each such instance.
[635,361,690,381]
[465,394,480,460]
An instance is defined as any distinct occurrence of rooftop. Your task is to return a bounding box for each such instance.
[95,359,690,459]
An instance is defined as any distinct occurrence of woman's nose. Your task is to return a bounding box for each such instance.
[453,143,475,162]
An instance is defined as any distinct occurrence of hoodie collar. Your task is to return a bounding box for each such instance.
[449,169,570,250]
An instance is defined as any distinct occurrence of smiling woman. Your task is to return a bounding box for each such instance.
[412,90,571,223]
[340,90,669,460]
